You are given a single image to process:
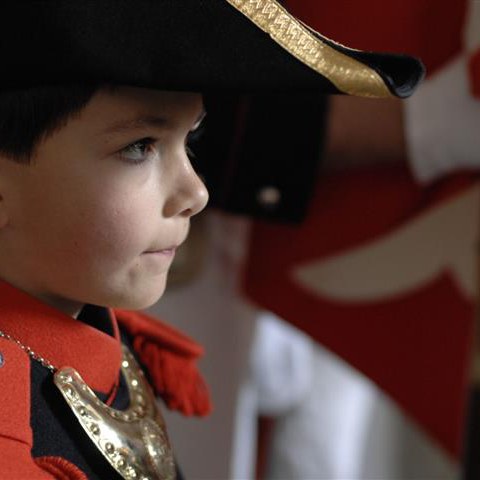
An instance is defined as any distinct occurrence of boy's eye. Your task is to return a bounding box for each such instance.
[118,138,156,164]
[117,127,204,165]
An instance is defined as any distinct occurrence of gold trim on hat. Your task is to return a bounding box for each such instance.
[225,0,393,98]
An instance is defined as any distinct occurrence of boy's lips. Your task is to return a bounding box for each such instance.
[144,245,178,255]
[144,230,188,255]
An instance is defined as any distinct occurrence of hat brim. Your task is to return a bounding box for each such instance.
[0,0,424,97]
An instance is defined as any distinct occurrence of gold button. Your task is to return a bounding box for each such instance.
[257,186,281,208]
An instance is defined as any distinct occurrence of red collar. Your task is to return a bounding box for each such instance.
[0,279,122,394]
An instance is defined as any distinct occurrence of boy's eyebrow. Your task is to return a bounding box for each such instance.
[98,110,206,137]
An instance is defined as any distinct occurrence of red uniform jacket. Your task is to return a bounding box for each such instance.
[0,279,210,479]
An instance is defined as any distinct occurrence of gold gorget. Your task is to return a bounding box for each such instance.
[54,345,176,480]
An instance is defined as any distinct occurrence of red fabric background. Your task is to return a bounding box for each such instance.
[285,0,467,76]
[244,167,477,457]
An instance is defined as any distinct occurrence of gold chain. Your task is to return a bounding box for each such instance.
[0,329,57,372]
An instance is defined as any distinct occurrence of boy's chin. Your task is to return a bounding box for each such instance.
[107,282,167,311]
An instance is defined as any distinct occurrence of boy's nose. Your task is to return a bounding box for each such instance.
[162,160,209,219]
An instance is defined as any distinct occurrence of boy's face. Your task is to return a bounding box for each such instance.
[0,87,208,317]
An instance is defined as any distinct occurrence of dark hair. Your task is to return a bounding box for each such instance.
[0,84,101,163]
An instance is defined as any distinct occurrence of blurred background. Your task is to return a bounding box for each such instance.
[148,1,480,478]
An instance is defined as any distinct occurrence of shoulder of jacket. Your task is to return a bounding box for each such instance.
[114,309,212,416]
[0,337,32,445]
[114,309,204,357]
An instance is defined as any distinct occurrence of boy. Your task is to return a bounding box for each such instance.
[0,1,423,478]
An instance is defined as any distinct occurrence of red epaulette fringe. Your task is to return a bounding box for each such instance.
[35,457,88,480]
[114,309,212,417]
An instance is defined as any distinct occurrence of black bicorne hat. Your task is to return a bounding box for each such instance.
[0,0,424,98]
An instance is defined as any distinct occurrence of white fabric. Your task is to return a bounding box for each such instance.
[237,314,458,480]
[252,313,314,415]
[405,54,480,184]
[261,318,458,480]
[230,314,315,480]
[231,377,260,480]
